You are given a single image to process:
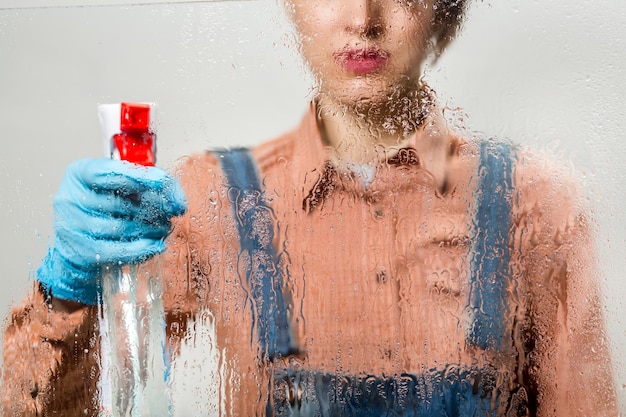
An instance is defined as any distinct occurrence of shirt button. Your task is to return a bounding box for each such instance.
[375,270,388,284]
[374,208,384,217]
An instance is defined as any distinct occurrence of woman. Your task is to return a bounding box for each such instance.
[2,0,617,415]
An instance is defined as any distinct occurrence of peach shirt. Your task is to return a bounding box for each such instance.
[2,105,617,416]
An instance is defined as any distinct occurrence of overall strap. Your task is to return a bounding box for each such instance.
[466,141,516,351]
[216,148,295,360]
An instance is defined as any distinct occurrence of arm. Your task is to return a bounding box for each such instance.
[516,158,617,416]
[2,285,100,415]
[561,213,617,415]
[2,159,187,415]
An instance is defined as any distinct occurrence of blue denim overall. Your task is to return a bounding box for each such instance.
[217,142,529,417]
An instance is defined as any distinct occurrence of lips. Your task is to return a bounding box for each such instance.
[334,48,389,75]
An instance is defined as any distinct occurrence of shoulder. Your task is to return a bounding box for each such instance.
[508,146,593,304]
[513,147,586,247]
[463,139,589,286]
[468,140,584,239]
[252,128,301,173]
[171,152,222,191]
[168,118,306,228]
[173,115,305,186]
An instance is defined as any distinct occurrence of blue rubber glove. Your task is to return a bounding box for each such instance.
[37,158,188,305]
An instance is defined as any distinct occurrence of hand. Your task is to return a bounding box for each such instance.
[37,158,188,306]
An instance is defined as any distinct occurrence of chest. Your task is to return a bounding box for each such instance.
[200,144,521,377]
[272,184,477,373]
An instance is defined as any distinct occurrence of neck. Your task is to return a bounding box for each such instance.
[315,85,432,166]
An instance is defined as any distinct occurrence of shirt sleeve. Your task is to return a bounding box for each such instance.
[515,154,617,416]
[0,154,221,415]
[2,284,101,415]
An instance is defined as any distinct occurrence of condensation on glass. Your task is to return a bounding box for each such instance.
[0,1,624,416]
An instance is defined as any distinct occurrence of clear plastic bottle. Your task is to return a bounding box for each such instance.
[97,102,169,417]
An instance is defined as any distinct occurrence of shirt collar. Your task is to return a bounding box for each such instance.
[291,102,462,213]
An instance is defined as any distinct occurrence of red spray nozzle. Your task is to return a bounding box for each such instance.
[120,102,151,133]
[113,102,156,166]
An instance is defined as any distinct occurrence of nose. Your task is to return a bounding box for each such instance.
[343,0,384,39]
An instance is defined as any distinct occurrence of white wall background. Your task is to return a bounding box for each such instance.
[1,0,624,412]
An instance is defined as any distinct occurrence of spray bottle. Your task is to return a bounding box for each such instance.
[97,102,169,417]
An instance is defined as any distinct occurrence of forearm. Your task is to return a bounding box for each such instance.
[2,282,100,416]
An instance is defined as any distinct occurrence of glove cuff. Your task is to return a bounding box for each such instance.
[37,247,101,306]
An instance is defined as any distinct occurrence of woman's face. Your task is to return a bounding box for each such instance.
[286,0,438,109]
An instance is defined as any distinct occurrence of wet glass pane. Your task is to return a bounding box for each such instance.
[1,0,624,415]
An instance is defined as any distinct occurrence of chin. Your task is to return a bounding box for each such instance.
[325,78,416,112]
[318,76,400,101]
